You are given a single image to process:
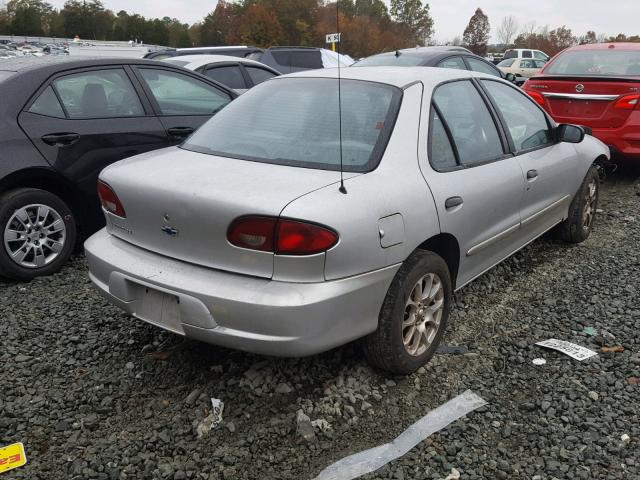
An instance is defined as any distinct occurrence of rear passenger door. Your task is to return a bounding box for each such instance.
[419,80,526,288]
[134,67,234,144]
[18,66,168,200]
[479,79,580,239]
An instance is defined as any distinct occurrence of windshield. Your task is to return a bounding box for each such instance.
[354,53,424,67]
[182,77,401,172]
[546,50,640,76]
[497,59,515,67]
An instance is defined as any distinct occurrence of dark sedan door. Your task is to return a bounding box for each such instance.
[133,66,235,144]
[18,66,168,200]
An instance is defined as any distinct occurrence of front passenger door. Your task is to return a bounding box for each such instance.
[135,67,234,144]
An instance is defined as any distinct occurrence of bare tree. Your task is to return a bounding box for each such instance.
[496,15,518,47]
[596,32,607,43]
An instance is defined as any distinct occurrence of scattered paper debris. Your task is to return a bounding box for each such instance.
[312,419,332,433]
[196,398,224,438]
[444,467,461,480]
[313,390,486,480]
[600,345,624,353]
[535,339,597,361]
[0,442,27,474]
[582,327,597,337]
[532,358,547,366]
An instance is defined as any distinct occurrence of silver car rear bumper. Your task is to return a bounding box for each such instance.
[85,229,399,357]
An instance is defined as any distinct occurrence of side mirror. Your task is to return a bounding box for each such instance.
[504,72,517,83]
[557,124,585,143]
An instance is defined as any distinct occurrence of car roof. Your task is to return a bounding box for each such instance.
[165,54,273,70]
[563,42,640,52]
[283,66,500,89]
[369,46,471,58]
[0,55,176,74]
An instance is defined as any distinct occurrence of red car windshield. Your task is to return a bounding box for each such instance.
[546,50,640,76]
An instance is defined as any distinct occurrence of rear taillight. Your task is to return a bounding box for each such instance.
[97,180,126,218]
[526,90,546,108]
[227,216,338,255]
[613,94,640,110]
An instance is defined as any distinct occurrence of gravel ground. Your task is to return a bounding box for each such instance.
[2,168,639,480]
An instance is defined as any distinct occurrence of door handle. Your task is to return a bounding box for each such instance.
[445,196,463,209]
[41,133,80,146]
[527,169,539,180]
[167,126,195,138]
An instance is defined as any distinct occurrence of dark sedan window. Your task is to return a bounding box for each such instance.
[53,69,144,119]
[354,53,424,67]
[466,57,501,77]
[433,81,504,166]
[204,66,246,90]
[28,86,65,118]
[245,66,277,85]
[139,68,232,116]
[437,56,466,70]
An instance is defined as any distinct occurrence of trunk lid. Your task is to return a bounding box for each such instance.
[100,147,345,279]
[526,76,640,128]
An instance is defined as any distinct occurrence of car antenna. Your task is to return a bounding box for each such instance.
[336,0,347,194]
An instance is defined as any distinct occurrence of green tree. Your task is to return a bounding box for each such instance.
[390,0,433,44]
[462,7,490,55]
[6,0,53,35]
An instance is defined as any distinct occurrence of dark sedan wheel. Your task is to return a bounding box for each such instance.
[558,166,599,244]
[363,250,452,374]
[0,188,76,281]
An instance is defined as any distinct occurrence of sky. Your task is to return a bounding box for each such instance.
[45,0,639,43]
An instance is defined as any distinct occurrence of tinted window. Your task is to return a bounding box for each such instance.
[437,56,466,70]
[205,65,246,89]
[183,78,401,172]
[290,51,323,68]
[482,80,552,152]
[355,53,424,67]
[53,69,144,119]
[522,50,533,58]
[503,50,516,60]
[429,107,458,170]
[29,86,65,118]
[245,66,277,85]
[139,69,232,115]
[433,81,503,166]
[545,50,640,76]
[466,57,501,77]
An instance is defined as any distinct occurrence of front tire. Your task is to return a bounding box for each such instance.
[0,188,76,281]
[363,250,452,375]
[558,166,599,244]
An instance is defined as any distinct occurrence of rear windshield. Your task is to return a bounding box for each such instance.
[182,77,401,172]
[354,53,424,67]
[546,50,640,76]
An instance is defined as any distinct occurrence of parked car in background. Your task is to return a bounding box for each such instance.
[164,54,280,94]
[246,46,354,73]
[354,46,518,84]
[144,46,264,61]
[503,49,550,62]
[0,56,236,280]
[523,42,640,161]
[498,58,546,85]
[86,66,608,374]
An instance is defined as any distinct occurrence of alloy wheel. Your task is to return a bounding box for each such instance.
[402,273,445,357]
[3,204,66,269]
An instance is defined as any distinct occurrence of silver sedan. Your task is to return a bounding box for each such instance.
[85,67,608,374]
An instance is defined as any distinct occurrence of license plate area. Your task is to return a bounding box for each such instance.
[134,285,184,335]
[551,99,607,118]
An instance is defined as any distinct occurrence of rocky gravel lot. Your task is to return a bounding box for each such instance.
[2,169,639,480]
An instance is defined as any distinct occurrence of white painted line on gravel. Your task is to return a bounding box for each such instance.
[313,390,487,480]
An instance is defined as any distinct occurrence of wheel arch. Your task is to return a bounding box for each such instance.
[415,233,461,287]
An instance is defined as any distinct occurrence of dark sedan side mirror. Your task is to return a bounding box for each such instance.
[504,72,517,83]
[557,124,585,143]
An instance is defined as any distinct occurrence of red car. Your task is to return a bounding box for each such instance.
[524,43,640,160]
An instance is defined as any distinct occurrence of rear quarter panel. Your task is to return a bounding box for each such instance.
[280,83,441,281]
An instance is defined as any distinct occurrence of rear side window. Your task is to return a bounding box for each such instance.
[521,60,533,68]
[245,66,277,85]
[204,66,246,90]
[466,57,501,77]
[503,50,516,60]
[432,80,503,166]
[522,50,533,58]
[138,68,232,115]
[428,108,458,170]
[533,51,548,60]
[482,80,552,152]
[53,69,144,119]
[183,78,401,172]
[437,56,466,70]
[28,86,65,118]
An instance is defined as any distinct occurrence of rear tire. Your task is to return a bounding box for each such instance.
[0,188,76,281]
[363,250,452,375]
[558,166,599,244]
